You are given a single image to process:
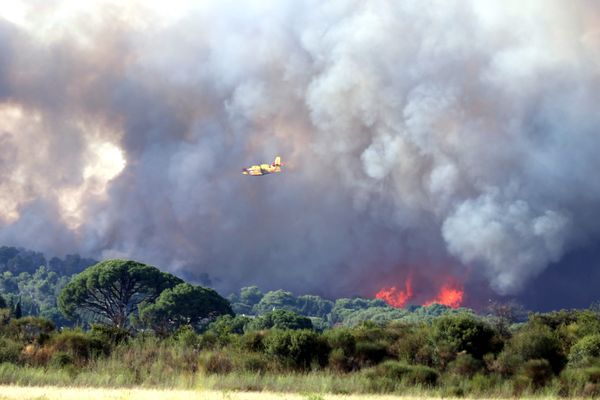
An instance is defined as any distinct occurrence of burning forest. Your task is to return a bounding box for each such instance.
[376,277,465,309]
[0,1,600,309]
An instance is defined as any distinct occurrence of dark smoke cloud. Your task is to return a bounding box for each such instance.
[1,1,600,304]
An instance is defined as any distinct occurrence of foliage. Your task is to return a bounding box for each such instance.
[138,283,232,335]
[5,316,55,344]
[229,286,264,315]
[50,329,108,361]
[431,312,499,360]
[207,315,250,337]
[247,310,313,331]
[568,334,600,367]
[364,361,439,389]
[252,290,297,315]
[518,359,554,389]
[500,323,566,375]
[263,329,329,370]
[58,259,183,327]
[448,353,484,377]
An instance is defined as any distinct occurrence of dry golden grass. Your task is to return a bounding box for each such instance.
[0,385,437,400]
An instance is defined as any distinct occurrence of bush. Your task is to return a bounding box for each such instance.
[171,325,201,349]
[448,353,483,377]
[406,364,439,386]
[0,337,21,363]
[263,329,329,370]
[489,351,522,377]
[208,315,250,336]
[324,328,356,372]
[569,334,600,367]
[432,313,498,360]
[247,310,313,331]
[7,317,55,344]
[328,347,352,373]
[50,330,107,362]
[354,341,387,367]
[365,361,438,389]
[200,352,233,374]
[90,324,130,347]
[239,330,266,352]
[323,328,356,356]
[241,353,269,373]
[49,351,74,369]
[391,326,434,366]
[518,359,554,389]
[507,324,566,374]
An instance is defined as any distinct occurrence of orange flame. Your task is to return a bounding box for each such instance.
[375,278,413,308]
[424,282,464,308]
[376,278,464,309]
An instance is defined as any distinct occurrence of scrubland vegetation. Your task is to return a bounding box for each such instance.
[2,246,600,397]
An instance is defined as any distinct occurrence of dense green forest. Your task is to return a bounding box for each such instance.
[0,246,468,329]
[3,247,600,397]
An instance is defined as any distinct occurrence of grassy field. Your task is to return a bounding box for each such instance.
[0,385,435,400]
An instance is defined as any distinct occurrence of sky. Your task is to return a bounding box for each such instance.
[0,0,599,309]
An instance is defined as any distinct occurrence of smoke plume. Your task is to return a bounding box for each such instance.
[1,0,600,301]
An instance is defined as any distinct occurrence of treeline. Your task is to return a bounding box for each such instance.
[228,286,469,329]
[0,245,467,329]
[0,246,96,325]
[1,254,600,396]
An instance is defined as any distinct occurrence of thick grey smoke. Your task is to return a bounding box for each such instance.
[1,0,600,299]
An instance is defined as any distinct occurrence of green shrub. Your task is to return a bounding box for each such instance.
[264,329,328,370]
[323,328,356,356]
[328,347,352,373]
[50,330,106,361]
[507,324,566,374]
[431,313,498,359]
[586,366,600,383]
[468,372,502,394]
[171,325,201,349]
[208,315,250,336]
[198,331,218,349]
[0,338,21,363]
[391,326,434,366]
[405,364,439,386]
[569,334,600,367]
[448,353,483,377]
[365,361,438,388]
[354,341,386,367]
[519,359,554,389]
[239,330,266,352]
[489,350,523,377]
[7,317,55,344]
[49,351,74,369]
[247,310,313,331]
[241,353,269,373]
[90,324,130,346]
[199,352,233,374]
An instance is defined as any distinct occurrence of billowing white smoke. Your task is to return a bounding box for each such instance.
[0,0,599,297]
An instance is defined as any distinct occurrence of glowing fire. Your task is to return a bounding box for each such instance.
[423,282,464,308]
[376,279,464,309]
[375,278,413,308]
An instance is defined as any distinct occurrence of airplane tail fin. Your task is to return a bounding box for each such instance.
[273,156,281,167]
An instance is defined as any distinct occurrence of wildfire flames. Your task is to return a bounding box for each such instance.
[374,279,413,308]
[375,279,464,308]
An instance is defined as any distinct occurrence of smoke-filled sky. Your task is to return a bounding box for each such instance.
[1,0,600,308]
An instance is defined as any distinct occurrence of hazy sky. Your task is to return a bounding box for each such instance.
[0,1,599,308]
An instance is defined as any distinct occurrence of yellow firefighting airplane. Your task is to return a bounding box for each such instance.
[242,156,282,176]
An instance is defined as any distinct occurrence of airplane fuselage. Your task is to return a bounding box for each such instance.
[242,156,282,176]
[242,164,281,176]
